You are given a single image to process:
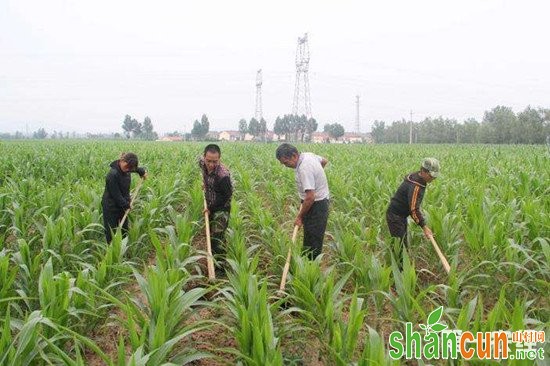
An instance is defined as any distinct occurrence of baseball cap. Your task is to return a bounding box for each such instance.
[422,158,440,178]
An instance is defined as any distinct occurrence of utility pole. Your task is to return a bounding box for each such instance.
[355,95,360,133]
[255,69,263,121]
[409,110,413,144]
[292,33,312,119]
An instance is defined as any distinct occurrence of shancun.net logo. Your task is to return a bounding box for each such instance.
[389,306,546,361]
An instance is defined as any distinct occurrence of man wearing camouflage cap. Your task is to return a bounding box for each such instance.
[386,158,440,269]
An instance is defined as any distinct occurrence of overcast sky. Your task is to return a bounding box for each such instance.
[1,0,549,134]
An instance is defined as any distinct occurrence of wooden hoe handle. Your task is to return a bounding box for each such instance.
[428,235,451,274]
[204,196,216,280]
[279,224,299,291]
[120,178,144,228]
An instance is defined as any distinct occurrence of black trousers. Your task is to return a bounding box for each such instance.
[208,210,230,257]
[103,208,128,243]
[386,208,408,269]
[302,199,329,260]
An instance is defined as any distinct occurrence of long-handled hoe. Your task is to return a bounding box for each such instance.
[203,195,216,280]
[428,234,451,274]
[279,224,299,292]
[119,177,144,228]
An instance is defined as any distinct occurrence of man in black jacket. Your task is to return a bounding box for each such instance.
[199,144,233,263]
[386,158,439,269]
[101,153,147,243]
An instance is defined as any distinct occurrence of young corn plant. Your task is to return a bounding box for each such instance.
[290,256,352,346]
[94,230,132,289]
[0,309,110,366]
[389,251,432,324]
[222,256,283,365]
[0,250,18,317]
[12,238,43,311]
[359,326,398,366]
[326,290,367,365]
[367,255,392,313]
[131,264,211,364]
[38,258,73,334]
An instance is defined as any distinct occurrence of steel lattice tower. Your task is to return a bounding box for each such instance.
[255,69,263,121]
[292,33,312,118]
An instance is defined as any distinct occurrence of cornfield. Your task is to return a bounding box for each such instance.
[0,140,548,365]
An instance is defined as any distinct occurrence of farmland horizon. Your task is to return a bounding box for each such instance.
[2,1,550,135]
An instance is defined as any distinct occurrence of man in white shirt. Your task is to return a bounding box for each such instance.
[276,143,330,259]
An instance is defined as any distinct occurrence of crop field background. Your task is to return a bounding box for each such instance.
[0,140,548,365]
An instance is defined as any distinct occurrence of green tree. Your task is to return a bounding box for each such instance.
[273,116,284,138]
[371,120,385,143]
[122,115,134,139]
[121,114,143,139]
[287,114,297,141]
[324,123,345,140]
[274,115,291,141]
[200,114,210,136]
[142,116,158,140]
[385,119,409,143]
[516,106,545,144]
[480,106,517,144]
[132,119,142,138]
[248,117,260,138]
[259,118,267,141]
[191,114,210,140]
[191,119,202,139]
[460,118,480,143]
[542,108,550,140]
[294,114,307,141]
[32,128,48,139]
[238,118,248,140]
[304,117,318,142]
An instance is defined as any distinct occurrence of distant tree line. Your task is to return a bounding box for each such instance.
[371,105,550,144]
[238,117,268,140]
[0,130,123,140]
[323,123,345,140]
[272,114,318,142]
[122,115,158,140]
[0,128,80,140]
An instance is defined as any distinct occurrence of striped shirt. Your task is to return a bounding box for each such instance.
[388,172,427,227]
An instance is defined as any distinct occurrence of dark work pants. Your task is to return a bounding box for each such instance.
[209,210,230,258]
[103,208,128,243]
[386,208,408,270]
[302,199,329,260]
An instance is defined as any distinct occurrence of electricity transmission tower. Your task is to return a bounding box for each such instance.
[292,33,312,118]
[255,69,263,121]
[355,95,360,133]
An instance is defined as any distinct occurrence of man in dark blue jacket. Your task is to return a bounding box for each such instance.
[101,152,147,243]
[386,158,439,269]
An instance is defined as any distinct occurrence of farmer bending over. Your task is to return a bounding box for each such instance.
[102,152,147,243]
[386,158,439,269]
[276,143,330,260]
